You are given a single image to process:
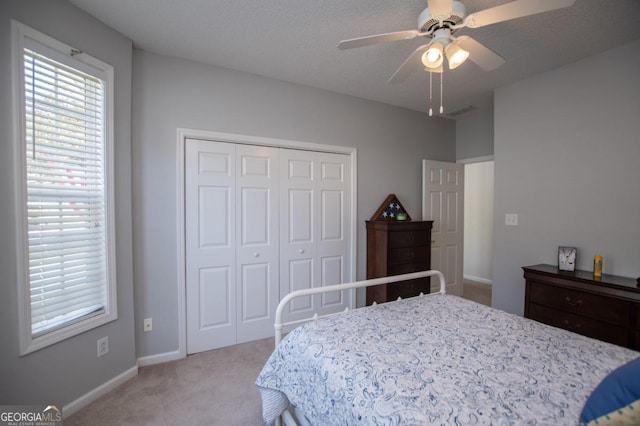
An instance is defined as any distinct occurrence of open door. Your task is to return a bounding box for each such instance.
[422,160,464,296]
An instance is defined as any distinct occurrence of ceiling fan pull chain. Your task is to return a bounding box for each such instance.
[428,71,433,116]
[439,71,444,114]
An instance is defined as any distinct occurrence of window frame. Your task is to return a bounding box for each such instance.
[11,20,117,355]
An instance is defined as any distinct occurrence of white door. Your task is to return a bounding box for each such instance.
[316,152,352,313]
[186,140,280,353]
[280,150,352,323]
[235,144,279,344]
[186,140,353,353]
[185,140,237,353]
[422,160,464,296]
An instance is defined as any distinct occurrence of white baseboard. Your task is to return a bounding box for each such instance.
[63,365,138,418]
[62,349,186,418]
[463,275,493,285]
[137,349,184,367]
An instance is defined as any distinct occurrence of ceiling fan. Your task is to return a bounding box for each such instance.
[338,0,576,84]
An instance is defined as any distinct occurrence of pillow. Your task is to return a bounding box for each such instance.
[580,357,640,425]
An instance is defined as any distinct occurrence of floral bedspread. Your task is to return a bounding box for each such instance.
[256,294,638,425]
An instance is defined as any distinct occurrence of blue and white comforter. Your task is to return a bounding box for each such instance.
[256,294,638,425]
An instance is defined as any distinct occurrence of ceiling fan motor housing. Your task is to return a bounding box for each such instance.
[419,0,466,32]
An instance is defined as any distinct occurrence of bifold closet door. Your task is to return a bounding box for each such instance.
[234,144,279,344]
[279,149,352,324]
[185,139,279,354]
[185,140,237,354]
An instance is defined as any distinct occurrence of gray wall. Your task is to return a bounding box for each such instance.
[132,50,455,357]
[0,0,136,408]
[492,39,640,315]
[455,95,494,161]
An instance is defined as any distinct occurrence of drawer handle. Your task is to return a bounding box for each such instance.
[563,319,581,330]
[565,297,583,308]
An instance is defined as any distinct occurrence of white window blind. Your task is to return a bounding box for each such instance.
[23,47,109,336]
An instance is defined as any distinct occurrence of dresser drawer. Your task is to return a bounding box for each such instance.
[388,263,429,275]
[388,231,430,248]
[528,303,629,347]
[387,247,429,265]
[529,282,630,325]
[386,277,430,300]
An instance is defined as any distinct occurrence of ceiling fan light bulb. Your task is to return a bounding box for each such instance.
[422,43,444,68]
[427,50,440,62]
[445,43,469,69]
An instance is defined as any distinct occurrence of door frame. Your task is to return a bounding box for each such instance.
[176,128,358,358]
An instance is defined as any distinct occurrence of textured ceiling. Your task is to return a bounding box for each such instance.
[68,0,640,117]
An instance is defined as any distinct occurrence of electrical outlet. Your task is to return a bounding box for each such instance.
[143,318,153,332]
[97,336,109,358]
[505,213,518,226]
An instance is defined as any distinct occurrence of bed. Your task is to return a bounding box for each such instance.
[256,270,640,425]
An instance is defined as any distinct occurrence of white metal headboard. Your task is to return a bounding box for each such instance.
[274,270,446,346]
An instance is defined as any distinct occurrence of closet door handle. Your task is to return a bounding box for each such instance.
[299,249,305,254]
[253,252,259,258]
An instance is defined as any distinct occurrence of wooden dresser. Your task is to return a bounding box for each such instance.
[523,264,640,350]
[366,220,433,305]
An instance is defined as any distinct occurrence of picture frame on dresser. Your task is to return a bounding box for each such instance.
[558,246,577,271]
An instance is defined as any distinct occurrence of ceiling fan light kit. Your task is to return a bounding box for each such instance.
[445,42,469,69]
[338,0,577,115]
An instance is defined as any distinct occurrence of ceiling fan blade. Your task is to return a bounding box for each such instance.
[388,44,432,84]
[465,0,576,28]
[338,30,420,50]
[427,0,454,21]
[456,36,505,71]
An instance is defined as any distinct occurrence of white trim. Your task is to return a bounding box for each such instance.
[176,128,357,357]
[11,19,31,359]
[176,129,187,360]
[457,155,494,165]
[463,275,493,285]
[62,365,138,418]
[137,349,184,367]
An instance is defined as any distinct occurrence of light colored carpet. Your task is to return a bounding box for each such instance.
[65,337,274,426]
[462,278,492,307]
[66,281,491,425]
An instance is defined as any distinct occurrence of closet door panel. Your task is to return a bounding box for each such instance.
[280,150,352,323]
[316,153,351,312]
[320,255,343,307]
[186,139,237,354]
[280,150,317,322]
[236,145,279,344]
[199,267,232,328]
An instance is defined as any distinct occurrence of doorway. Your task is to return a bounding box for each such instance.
[462,160,493,305]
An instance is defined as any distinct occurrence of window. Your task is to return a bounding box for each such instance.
[12,21,117,355]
